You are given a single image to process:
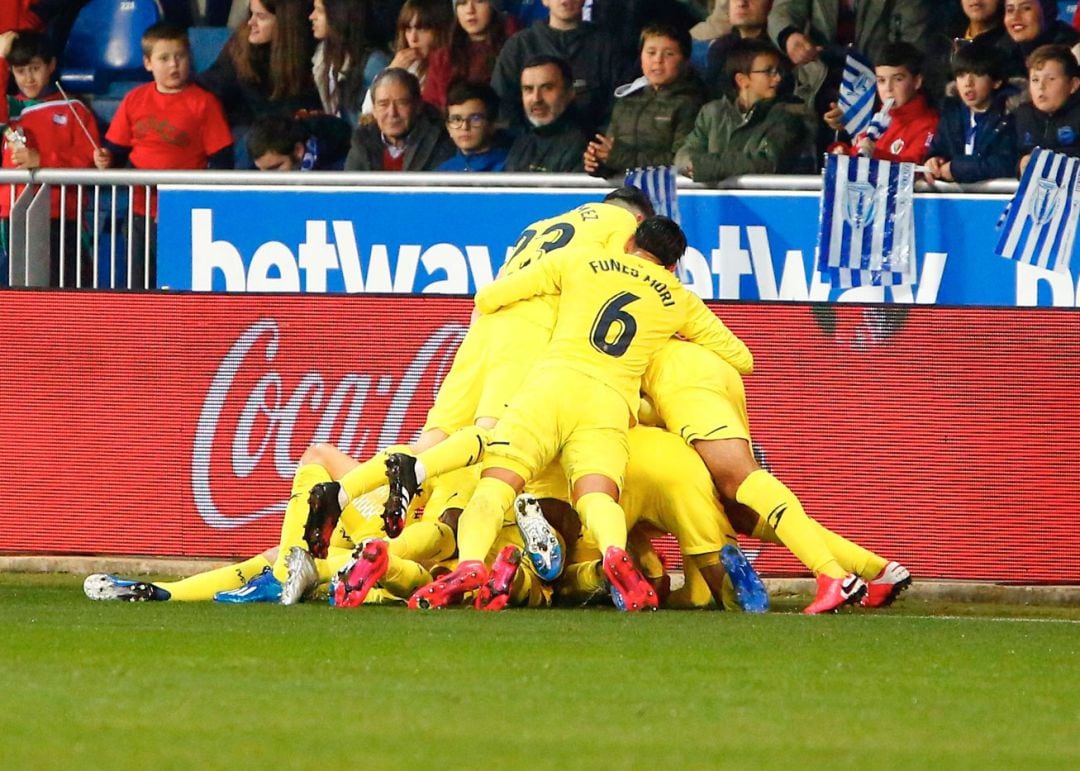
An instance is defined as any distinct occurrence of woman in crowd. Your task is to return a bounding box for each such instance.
[422,0,519,113]
[998,0,1079,80]
[362,0,453,114]
[198,0,320,165]
[309,0,389,126]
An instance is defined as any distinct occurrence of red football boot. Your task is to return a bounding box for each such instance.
[475,545,522,611]
[333,539,390,609]
[408,560,487,610]
[861,561,912,608]
[602,546,659,612]
[803,573,867,614]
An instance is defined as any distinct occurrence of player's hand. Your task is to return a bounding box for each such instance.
[823,101,844,131]
[10,146,40,169]
[93,147,113,169]
[0,31,17,60]
[785,32,821,66]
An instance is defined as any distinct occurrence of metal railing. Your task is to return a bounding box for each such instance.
[1,168,1020,290]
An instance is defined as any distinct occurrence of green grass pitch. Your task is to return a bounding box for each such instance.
[2,574,1077,769]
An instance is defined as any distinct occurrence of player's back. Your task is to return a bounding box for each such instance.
[643,338,748,406]
[494,202,639,333]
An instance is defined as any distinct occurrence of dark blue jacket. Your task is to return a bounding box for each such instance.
[1015,91,1080,160]
[928,94,1017,182]
[436,145,510,172]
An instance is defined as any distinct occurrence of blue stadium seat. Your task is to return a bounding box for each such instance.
[59,0,164,94]
[1061,2,1077,24]
[189,26,231,73]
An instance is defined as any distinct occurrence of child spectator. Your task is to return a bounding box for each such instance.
[423,0,519,113]
[925,43,1017,183]
[363,0,454,114]
[94,23,234,288]
[437,82,510,171]
[1015,43,1080,173]
[675,38,810,183]
[584,22,706,176]
[247,112,351,170]
[0,31,100,288]
[826,42,938,164]
[491,0,621,133]
[309,0,390,127]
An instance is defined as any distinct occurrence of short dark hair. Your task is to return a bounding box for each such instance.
[1027,44,1080,80]
[521,55,573,90]
[603,186,655,218]
[7,32,55,67]
[723,37,782,92]
[639,22,691,60]
[141,22,190,58]
[952,42,1006,82]
[875,41,923,77]
[634,216,686,267]
[446,81,499,119]
[247,114,308,160]
[371,67,422,102]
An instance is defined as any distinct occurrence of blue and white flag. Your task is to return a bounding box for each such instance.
[995,147,1080,274]
[625,165,680,223]
[817,154,917,288]
[838,49,877,138]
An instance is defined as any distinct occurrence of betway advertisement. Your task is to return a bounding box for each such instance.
[157,185,1080,307]
[2,291,1077,583]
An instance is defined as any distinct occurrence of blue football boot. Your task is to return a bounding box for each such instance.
[720,544,769,613]
[514,494,564,582]
[214,569,282,603]
[83,573,170,602]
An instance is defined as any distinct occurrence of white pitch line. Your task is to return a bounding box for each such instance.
[857,614,1080,625]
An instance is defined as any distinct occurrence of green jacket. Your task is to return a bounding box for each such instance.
[597,74,707,174]
[674,95,810,183]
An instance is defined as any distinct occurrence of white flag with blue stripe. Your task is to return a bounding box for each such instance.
[838,49,877,138]
[995,147,1080,273]
[817,154,917,288]
[625,165,680,223]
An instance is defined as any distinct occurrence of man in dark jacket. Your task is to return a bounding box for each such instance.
[345,68,455,171]
[505,55,589,172]
[491,0,621,132]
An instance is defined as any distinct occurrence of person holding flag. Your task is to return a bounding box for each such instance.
[825,41,937,164]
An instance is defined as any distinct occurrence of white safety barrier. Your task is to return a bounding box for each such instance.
[0,169,1019,290]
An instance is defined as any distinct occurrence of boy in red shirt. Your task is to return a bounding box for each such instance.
[1,31,99,287]
[826,41,939,164]
[95,22,233,288]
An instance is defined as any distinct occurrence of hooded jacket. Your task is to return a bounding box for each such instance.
[928,93,1017,182]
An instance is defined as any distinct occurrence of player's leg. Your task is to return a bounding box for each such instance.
[84,549,278,603]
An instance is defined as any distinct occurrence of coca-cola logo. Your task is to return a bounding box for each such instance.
[192,317,465,528]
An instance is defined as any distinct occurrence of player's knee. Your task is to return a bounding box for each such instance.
[299,442,337,467]
[694,439,758,500]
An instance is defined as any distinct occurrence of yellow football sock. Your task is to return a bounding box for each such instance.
[575,492,627,555]
[457,477,515,563]
[322,546,354,581]
[736,469,845,579]
[752,513,887,580]
[389,521,456,563]
[383,554,432,597]
[554,560,606,604]
[156,554,272,601]
[416,425,488,481]
[273,463,333,580]
[338,450,392,501]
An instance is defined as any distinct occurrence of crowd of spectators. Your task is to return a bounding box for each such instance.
[3,0,1080,190]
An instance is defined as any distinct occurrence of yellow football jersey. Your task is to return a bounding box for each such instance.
[475,244,754,413]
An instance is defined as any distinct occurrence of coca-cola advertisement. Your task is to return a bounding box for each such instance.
[1,292,1077,583]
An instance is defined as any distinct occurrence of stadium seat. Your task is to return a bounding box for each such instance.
[58,0,163,94]
[189,26,231,73]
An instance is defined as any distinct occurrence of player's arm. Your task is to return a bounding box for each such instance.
[678,296,754,375]
[474,249,562,314]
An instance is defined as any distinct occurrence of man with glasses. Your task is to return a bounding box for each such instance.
[344,68,455,171]
[675,38,812,183]
[437,82,510,172]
